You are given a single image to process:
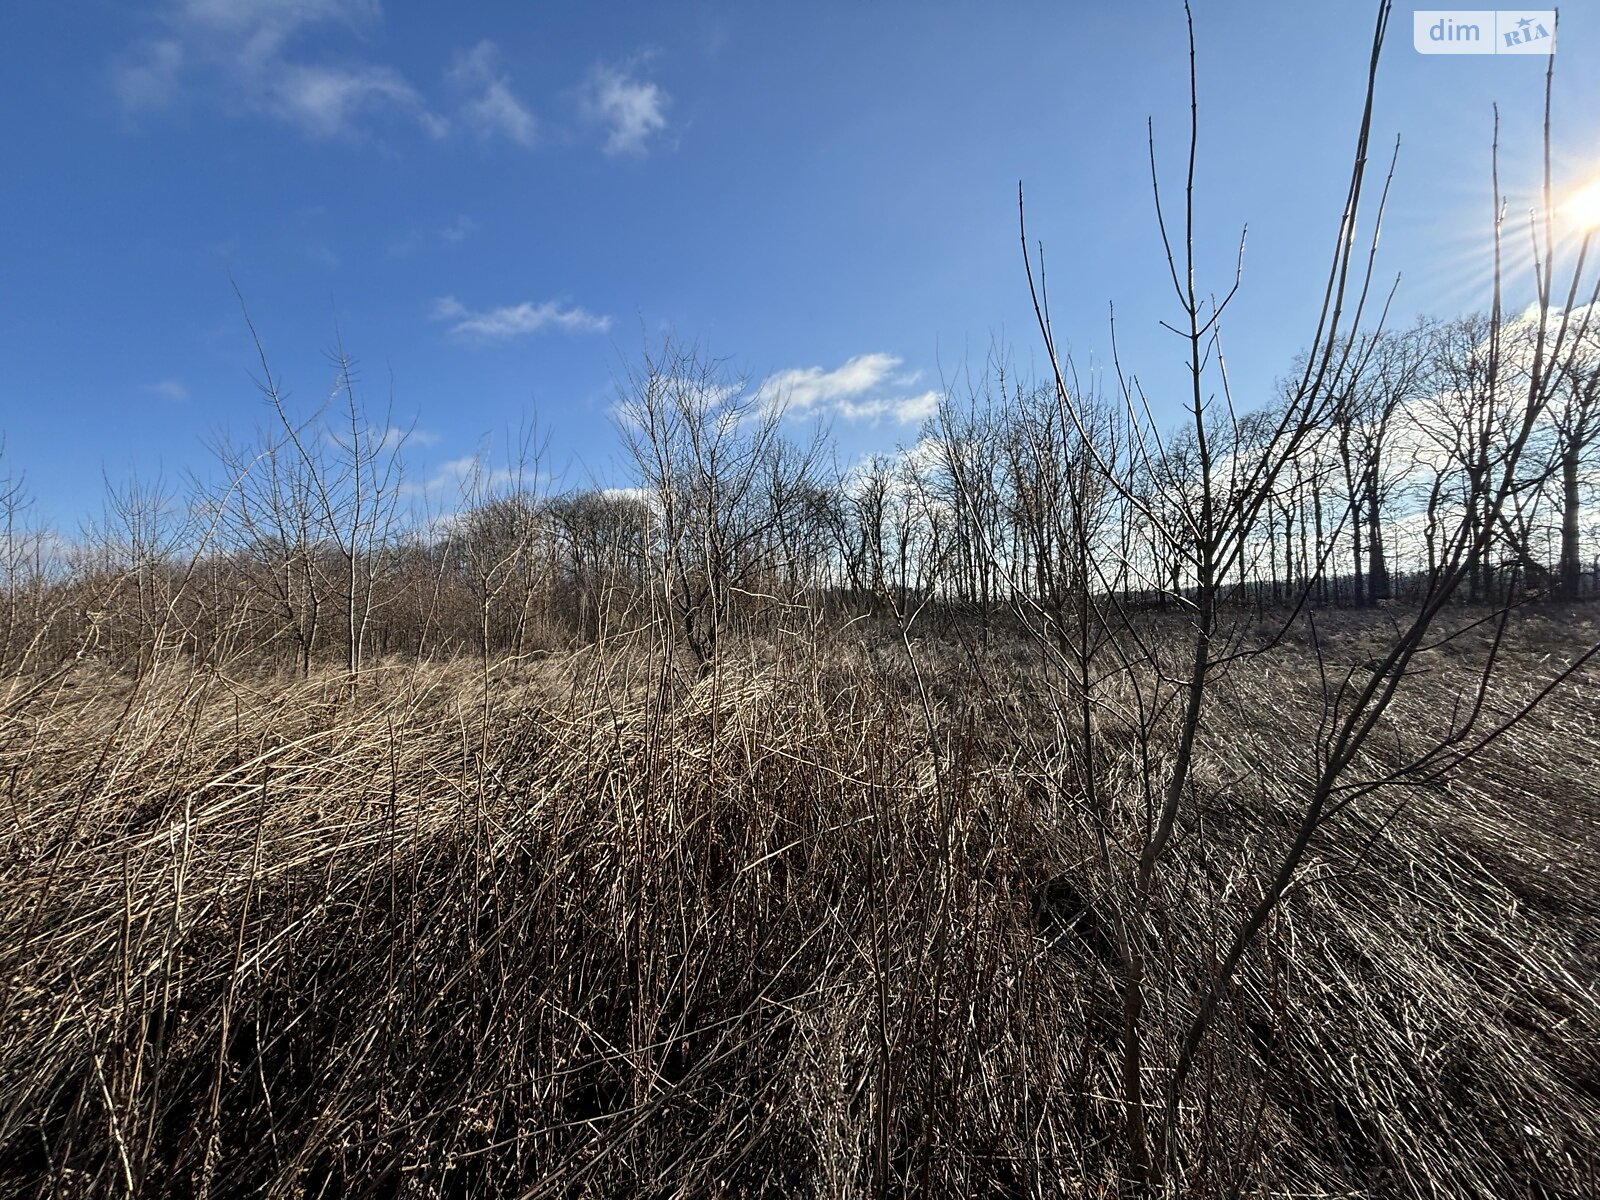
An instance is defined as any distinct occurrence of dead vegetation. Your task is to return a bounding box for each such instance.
[3,4,1598,1194]
[0,609,1594,1198]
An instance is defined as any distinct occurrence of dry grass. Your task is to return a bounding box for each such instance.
[0,609,1595,1197]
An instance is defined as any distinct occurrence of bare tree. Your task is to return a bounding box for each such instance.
[1021,1,1406,1184]
[210,426,327,674]
[452,424,548,669]
[1549,307,1600,597]
[549,489,654,641]
[1322,322,1432,604]
[617,339,794,675]
[235,299,411,680]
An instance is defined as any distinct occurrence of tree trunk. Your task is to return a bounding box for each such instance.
[1351,513,1365,608]
[1314,484,1327,605]
[1365,467,1390,602]
[1557,446,1582,600]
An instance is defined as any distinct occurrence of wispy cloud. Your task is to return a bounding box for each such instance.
[304,240,341,268]
[375,425,437,451]
[113,0,441,140]
[113,39,184,110]
[835,391,941,425]
[141,377,189,402]
[322,423,436,455]
[758,354,938,426]
[401,454,476,498]
[764,353,900,413]
[447,40,537,147]
[581,64,669,155]
[402,452,524,499]
[263,62,427,139]
[432,295,613,340]
[389,215,475,256]
[116,9,663,158]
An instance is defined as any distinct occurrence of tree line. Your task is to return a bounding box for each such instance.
[0,304,1594,680]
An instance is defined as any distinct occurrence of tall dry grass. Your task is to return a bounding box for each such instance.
[0,609,1595,1197]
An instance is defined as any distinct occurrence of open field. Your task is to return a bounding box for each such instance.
[2,607,1595,1197]
[4,3,1600,1196]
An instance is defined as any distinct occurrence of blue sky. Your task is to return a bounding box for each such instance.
[2,2,1597,525]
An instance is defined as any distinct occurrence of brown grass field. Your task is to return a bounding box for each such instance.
[0,604,1595,1198]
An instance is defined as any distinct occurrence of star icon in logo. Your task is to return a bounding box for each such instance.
[1517,16,1533,31]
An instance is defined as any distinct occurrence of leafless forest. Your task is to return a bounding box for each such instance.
[2,4,1598,1197]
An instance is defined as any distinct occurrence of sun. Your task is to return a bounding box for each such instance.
[1561,177,1600,232]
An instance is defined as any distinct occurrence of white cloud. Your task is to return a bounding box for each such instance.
[303,239,341,268]
[835,390,941,425]
[447,41,536,147]
[173,0,379,55]
[582,65,668,155]
[840,438,951,507]
[117,7,665,154]
[401,454,476,498]
[403,452,525,499]
[389,216,475,256]
[763,353,900,412]
[113,0,441,140]
[757,354,938,426]
[263,62,425,139]
[893,392,940,423]
[610,377,742,430]
[432,296,613,340]
[114,39,184,110]
[141,378,189,402]
[371,424,435,451]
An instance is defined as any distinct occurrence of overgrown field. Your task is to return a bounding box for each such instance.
[1,608,1596,1197]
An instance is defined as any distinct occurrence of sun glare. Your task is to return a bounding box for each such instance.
[1561,177,1600,232]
